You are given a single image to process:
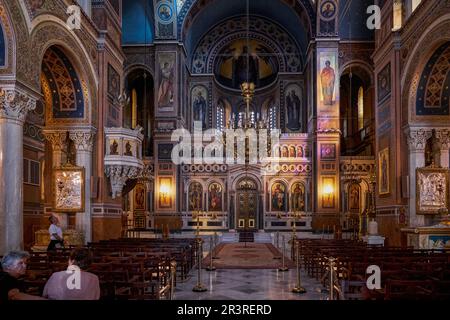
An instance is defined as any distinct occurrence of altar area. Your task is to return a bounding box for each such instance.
[402,215,450,249]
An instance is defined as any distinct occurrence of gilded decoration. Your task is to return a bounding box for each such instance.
[0,4,14,73]
[191,16,301,75]
[416,166,449,215]
[53,163,85,213]
[402,19,450,124]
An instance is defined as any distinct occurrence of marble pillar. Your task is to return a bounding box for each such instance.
[436,129,450,168]
[0,88,37,253]
[69,130,95,243]
[406,128,432,227]
[43,130,69,229]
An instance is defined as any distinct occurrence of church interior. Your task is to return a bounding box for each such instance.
[0,0,450,301]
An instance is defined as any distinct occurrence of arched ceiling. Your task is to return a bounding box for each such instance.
[182,0,314,58]
[416,42,450,116]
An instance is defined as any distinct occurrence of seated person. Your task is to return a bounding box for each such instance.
[43,248,100,300]
[0,251,46,301]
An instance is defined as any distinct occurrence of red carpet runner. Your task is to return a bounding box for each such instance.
[201,243,295,269]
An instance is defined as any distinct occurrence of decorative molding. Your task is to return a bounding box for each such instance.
[182,164,228,174]
[104,127,145,198]
[0,88,37,122]
[105,165,143,199]
[436,129,450,150]
[191,16,302,74]
[178,0,316,40]
[69,130,96,152]
[406,128,433,151]
[43,130,67,151]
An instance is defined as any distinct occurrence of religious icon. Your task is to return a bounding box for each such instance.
[320,60,336,105]
[289,146,296,158]
[233,45,259,88]
[297,146,304,158]
[157,54,175,110]
[192,86,208,129]
[271,182,286,212]
[214,39,281,89]
[416,167,449,215]
[285,85,302,131]
[378,63,391,103]
[208,183,223,212]
[291,183,305,212]
[378,148,390,195]
[110,140,118,155]
[158,4,172,22]
[321,1,336,19]
[124,141,133,156]
[53,164,85,213]
[189,182,203,211]
[349,184,360,212]
[134,183,146,211]
[282,146,289,158]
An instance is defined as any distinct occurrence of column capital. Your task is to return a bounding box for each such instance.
[406,128,432,151]
[69,130,96,152]
[435,129,450,150]
[0,88,37,123]
[42,130,68,151]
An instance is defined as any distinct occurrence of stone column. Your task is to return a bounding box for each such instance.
[0,88,37,253]
[42,130,69,228]
[435,129,450,168]
[406,128,432,227]
[69,129,96,243]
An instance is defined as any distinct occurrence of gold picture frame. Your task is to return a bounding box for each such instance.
[378,147,390,195]
[53,164,85,213]
[134,183,146,211]
[416,167,449,215]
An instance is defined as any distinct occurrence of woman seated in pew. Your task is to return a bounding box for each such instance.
[0,251,46,301]
[43,248,100,300]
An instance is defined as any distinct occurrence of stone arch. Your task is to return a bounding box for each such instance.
[191,16,302,75]
[401,15,450,126]
[231,173,262,192]
[0,2,16,74]
[30,21,98,126]
[41,46,88,125]
[340,61,374,86]
[179,0,316,41]
[1,0,31,83]
[124,64,155,81]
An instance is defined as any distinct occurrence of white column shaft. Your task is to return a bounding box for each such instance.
[409,150,426,227]
[75,150,92,242]
[0,119,24,253]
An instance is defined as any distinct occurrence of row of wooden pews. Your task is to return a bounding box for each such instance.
[19,238,197,300]
[295,239,450,300]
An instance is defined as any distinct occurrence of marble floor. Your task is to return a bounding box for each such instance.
[174,268,329,300]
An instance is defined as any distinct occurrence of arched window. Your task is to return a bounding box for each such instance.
[358,86,364,130]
